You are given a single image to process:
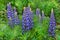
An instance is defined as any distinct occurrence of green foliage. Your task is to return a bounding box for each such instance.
[56,25,60,40]
[0,1,5,10]
[0,15,54,40]
[28,0,60,23]
[0,0,60,40]
[15,0,23,15]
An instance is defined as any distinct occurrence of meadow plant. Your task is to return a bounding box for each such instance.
[22,6,33,32]
[7,3,20,28]
[48,8,56,37]
[13,7,20,25]
[7,2,14,27]
[36,8,41,23]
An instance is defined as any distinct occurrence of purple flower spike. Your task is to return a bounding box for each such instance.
[36,8,40,16]
[48,8,56,37]
[7,2,13,20]
[22,6,33,32]
[8,17,14,27]
[7,2,14,27]
[41,10,45,23]
[7,2,20,27]
[36,8,41,23]
[13,7,20,25]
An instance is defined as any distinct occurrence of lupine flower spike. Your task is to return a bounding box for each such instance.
[13,7,20,25]
[36,8,41,23]
[22,6,33,33]
[7,2,14,27]
[41,10,45,23]
[7,2,12,20]
[48,8,56,37]
[7,3,20,28]
[36,8,40,16]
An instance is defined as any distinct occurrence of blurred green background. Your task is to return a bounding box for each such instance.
[0,0,60,40]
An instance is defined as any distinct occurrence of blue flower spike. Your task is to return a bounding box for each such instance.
[48,8,56,37]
